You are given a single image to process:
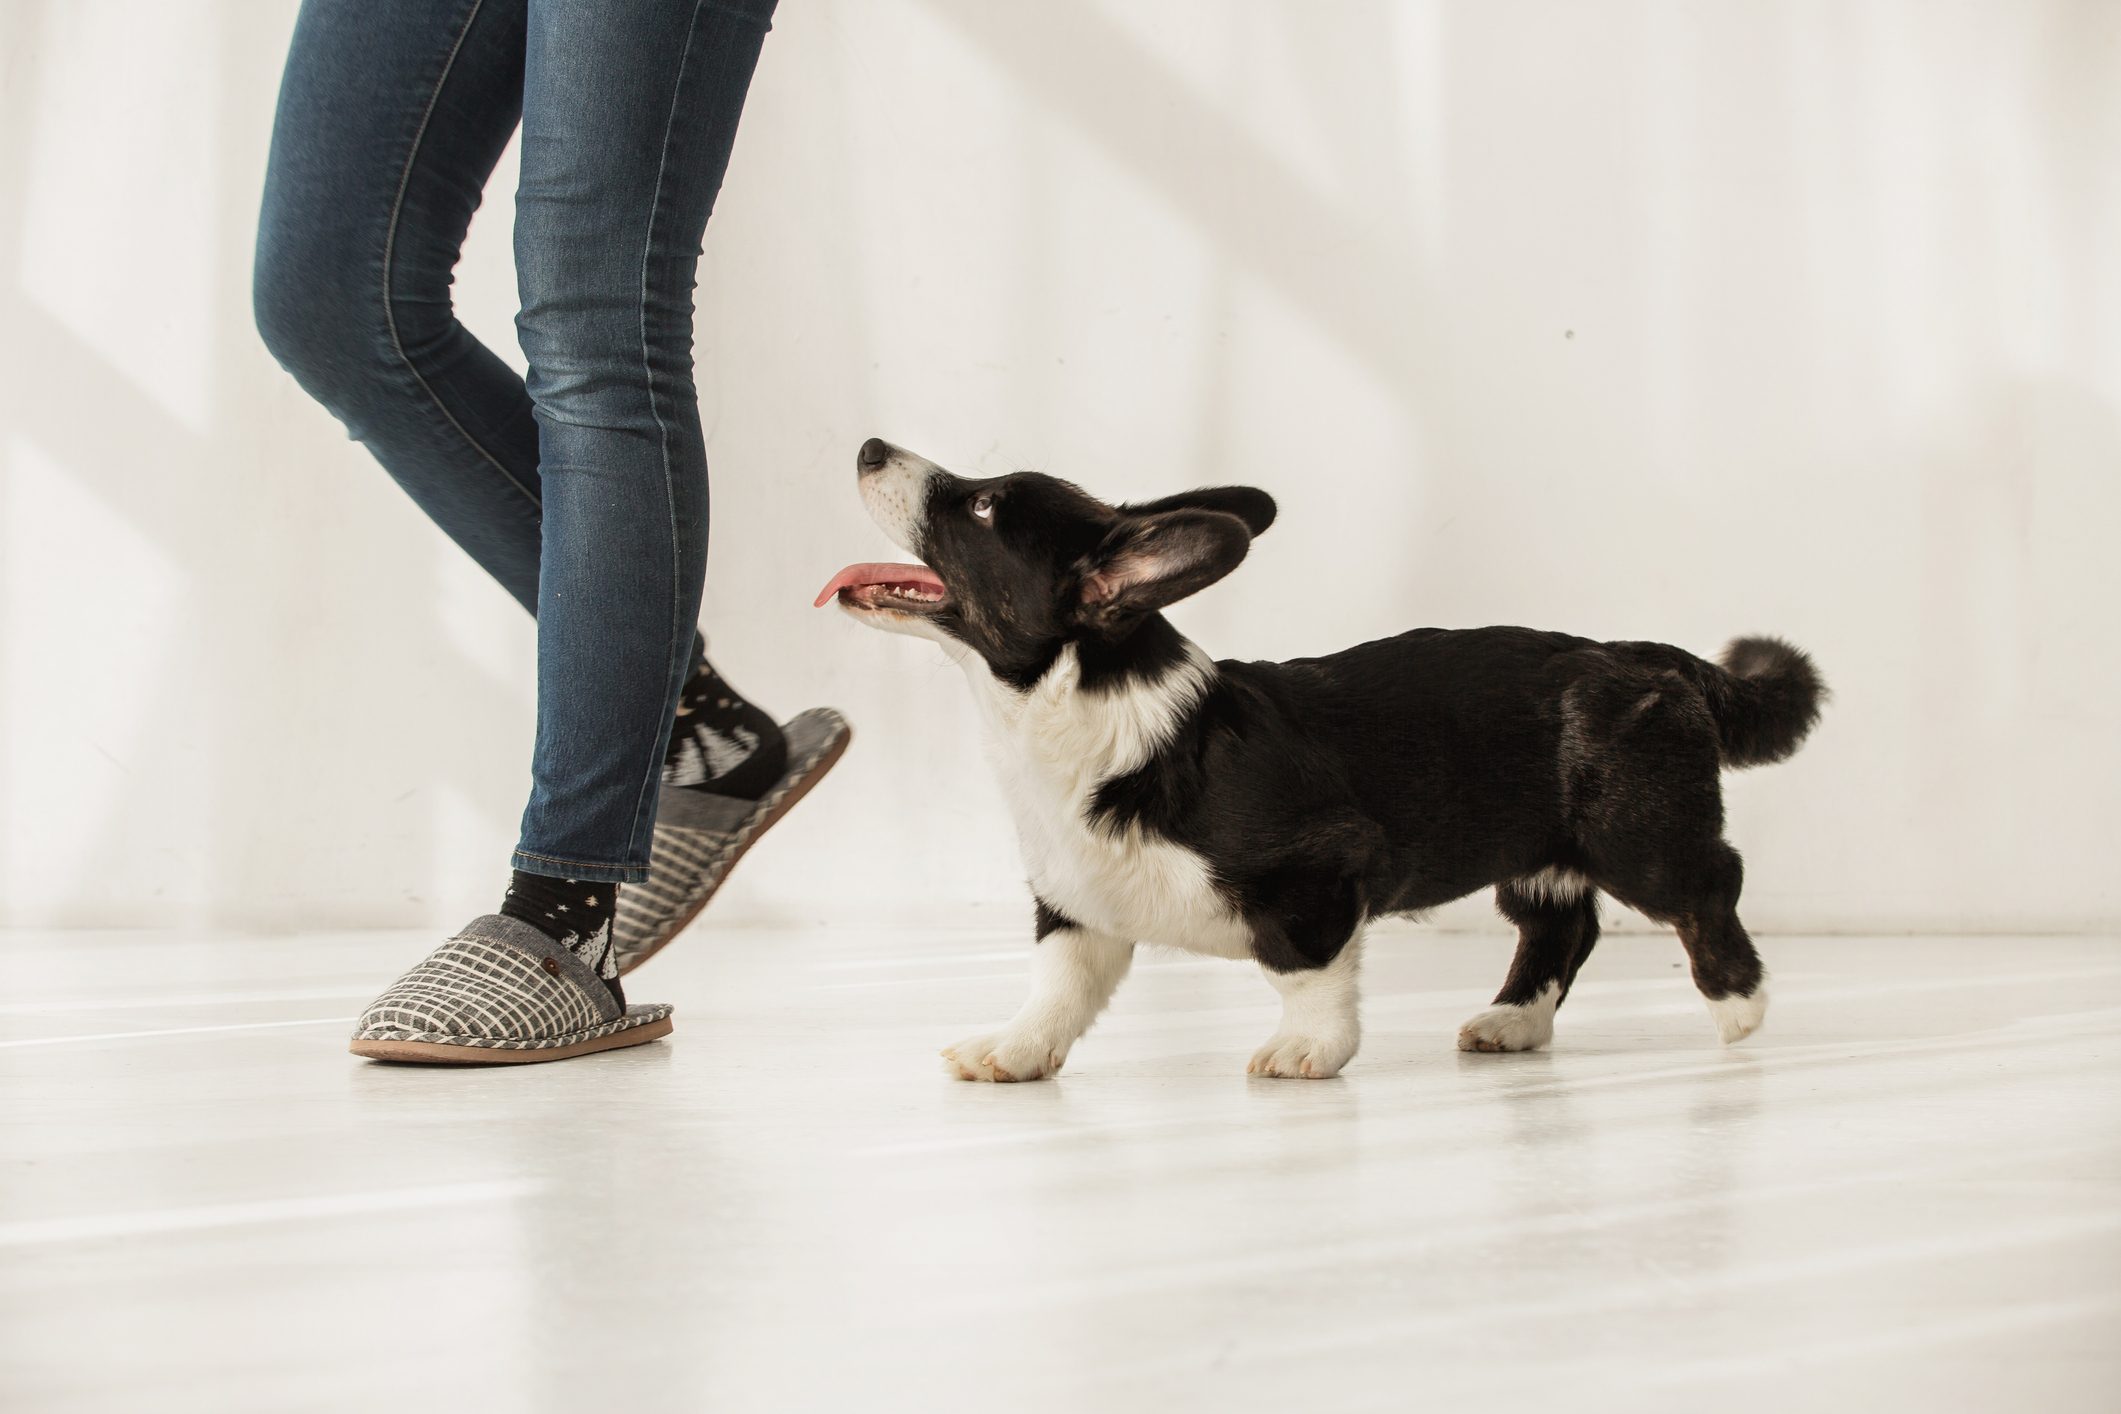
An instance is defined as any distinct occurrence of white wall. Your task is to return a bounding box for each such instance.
[3,0,2116,935]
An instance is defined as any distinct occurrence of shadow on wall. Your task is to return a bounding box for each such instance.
[0,2,539,929]
[914,0,1442,656]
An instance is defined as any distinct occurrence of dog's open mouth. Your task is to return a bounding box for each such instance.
[813,562,951,614]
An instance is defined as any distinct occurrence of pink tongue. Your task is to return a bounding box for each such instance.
[814,562,946,608]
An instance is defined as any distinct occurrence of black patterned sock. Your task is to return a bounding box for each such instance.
[664,647,787,800]
[501,870,622,1007]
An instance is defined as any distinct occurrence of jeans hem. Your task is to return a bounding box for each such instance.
[511,849,649,885]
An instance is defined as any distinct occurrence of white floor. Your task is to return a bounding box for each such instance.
[2,925,2117,1413]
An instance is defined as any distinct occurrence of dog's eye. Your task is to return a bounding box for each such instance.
[970,493,995,521]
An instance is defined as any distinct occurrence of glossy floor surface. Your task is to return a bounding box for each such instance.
[4,926,2118,1412]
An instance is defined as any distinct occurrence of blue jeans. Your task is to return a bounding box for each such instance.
[254,0,777,883]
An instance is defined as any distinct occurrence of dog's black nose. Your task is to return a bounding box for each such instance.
[857,437,891,470]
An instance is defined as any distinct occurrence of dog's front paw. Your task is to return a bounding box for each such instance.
[942,1031,1065,1082]
[1246,1030,1358,1079]
[1457,1002,1555,1053]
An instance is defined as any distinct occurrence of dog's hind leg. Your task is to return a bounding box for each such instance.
[1671,844,1768,1043]
[1566,672,1767,1044]
[1459,877,1601,1053]
[1597,841,1768,1045]
[943,902,1134,1082]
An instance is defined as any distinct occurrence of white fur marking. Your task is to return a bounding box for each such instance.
[1458,980,1560,1052]
[1706,978,1769,1044]
[969,643,1254,960]
[1511,867,1590,904]
[1248,940,1364,1078]
[856,447,936,555]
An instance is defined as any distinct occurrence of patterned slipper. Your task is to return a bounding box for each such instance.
[613,707,852,976]
[349,914,673,1064]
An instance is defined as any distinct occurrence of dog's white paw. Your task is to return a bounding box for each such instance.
[1705,984,1768,1044]
[1246,1030,1359,1079]
[1457,1002,1556,1053]
[941,1031,1065,1083]
[1458,982,1560,1053]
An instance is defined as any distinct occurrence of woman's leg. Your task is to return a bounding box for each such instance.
[509,0,778,883]
[254,0,544,612]
[260,0,828,1061]
[257,0,788,867]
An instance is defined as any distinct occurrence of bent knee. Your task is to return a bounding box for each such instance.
[252,241,392,398]
[254,220,464,420]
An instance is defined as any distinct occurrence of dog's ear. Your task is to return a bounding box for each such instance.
[1075,507,1254,629]
[1120,486,1276,537]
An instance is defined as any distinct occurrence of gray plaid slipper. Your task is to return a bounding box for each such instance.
[613,707,852,976]
[349,914,674,1064]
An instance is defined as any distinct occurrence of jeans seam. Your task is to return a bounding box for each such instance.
[625,0,712,865]
[379,0,542,516]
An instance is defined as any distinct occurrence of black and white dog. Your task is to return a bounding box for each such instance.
[818,440,1824,1080]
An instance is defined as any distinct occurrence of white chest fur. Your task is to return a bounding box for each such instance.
[964,644,1255,959]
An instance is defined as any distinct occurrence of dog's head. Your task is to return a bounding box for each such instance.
[817,439,1275,687]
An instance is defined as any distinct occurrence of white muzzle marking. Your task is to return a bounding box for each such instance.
[859,447,943,558]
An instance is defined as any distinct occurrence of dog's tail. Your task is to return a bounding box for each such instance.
[1700,636,1826,769]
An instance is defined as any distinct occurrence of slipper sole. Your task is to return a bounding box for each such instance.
[350,1014,674,1065]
